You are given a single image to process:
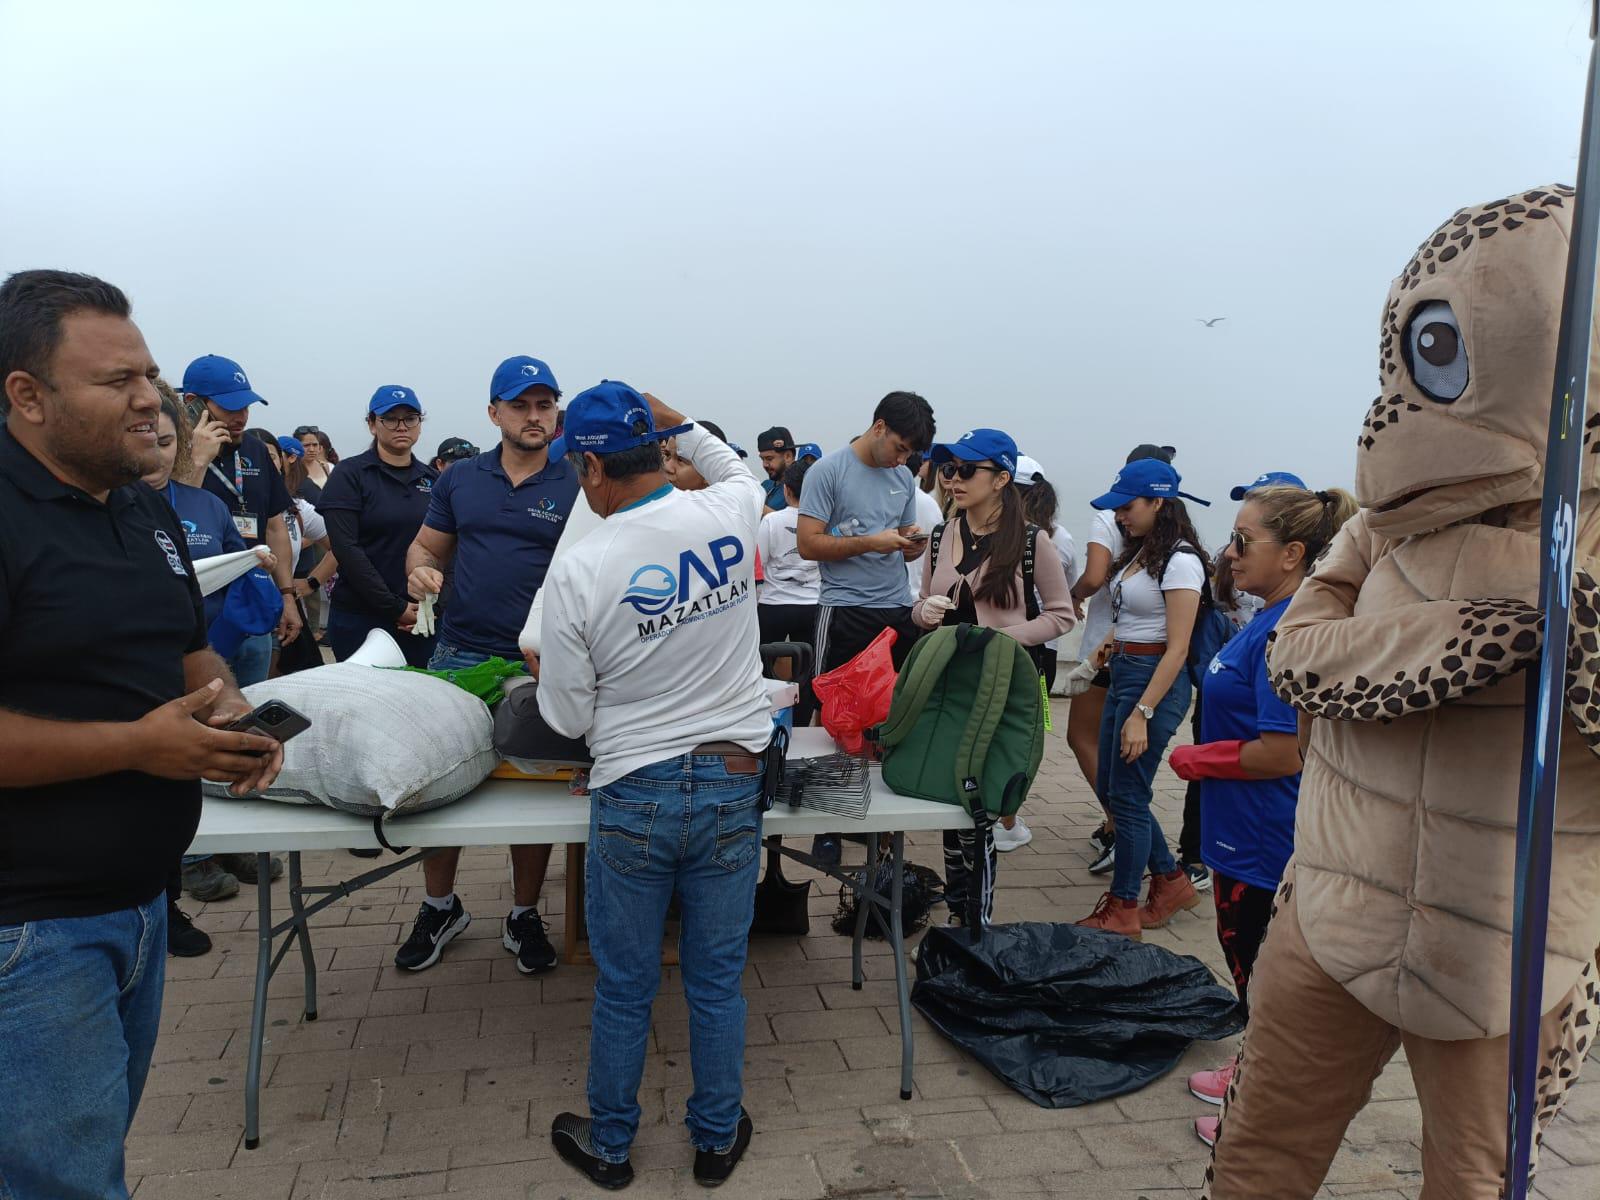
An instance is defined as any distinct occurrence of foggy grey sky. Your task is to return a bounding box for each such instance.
[3,1,1594,545]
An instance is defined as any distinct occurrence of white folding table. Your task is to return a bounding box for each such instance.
[188,728,968,1148]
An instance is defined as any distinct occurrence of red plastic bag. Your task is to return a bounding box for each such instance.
[812,627,899,755]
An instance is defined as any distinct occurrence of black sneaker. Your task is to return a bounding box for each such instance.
[167,903,212,957]
[812,834,842,868]
[503,908,557,975]
[1088,839,1116,876]
[394,897,471,971]
[181,858,240,902]
[1089,823,1114,852]
[551,1112,633,1190]
[214,852,284,885]
[1182,861,1212,893]
[693,1108,753,1188]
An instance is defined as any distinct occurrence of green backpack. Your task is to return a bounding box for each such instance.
[877,623,1046,823]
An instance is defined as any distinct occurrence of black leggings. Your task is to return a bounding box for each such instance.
[1212,870,1276,1015]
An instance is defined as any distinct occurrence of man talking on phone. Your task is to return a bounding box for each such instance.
[0,270,284,1200]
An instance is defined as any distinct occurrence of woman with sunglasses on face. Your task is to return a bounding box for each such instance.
[1168,483,1356,1148]
[1075,459,1211,939]
[912,430,1075,926]
[316,388,439,668]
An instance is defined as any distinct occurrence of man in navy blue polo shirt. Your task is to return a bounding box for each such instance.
[181,354,300,684]
[395,354,578,976]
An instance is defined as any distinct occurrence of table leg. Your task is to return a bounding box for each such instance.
[286,852,318,1021]
[243,865,273,1150]
[850,854,871,991]
[888,831,913,1101]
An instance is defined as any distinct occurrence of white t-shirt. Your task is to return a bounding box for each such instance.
[286,497,326,566]
[537,428,773,790]
[906,488,944,601]
[757,507,820,606]
[1110,546,1206,643]
[1044,522,1079,653]
[519,492,604,655]
[1079,509,1124,654]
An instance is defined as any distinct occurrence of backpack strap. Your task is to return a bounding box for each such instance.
[928,520,948,576]
[952,625,1012,816]
[1022,524,1039,623]
[1164,542,1217,611]
[876,627,958,748]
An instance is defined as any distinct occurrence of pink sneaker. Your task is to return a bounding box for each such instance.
[1187,1058,1237,1105]
[1195,1115,1219,1147]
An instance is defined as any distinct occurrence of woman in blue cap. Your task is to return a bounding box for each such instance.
[316,387,439,668]
[1075,458,1210,939]
[913,428,1076,925]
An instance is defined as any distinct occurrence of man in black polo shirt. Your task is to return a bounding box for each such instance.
[0,270,283,1199]
[398,355,578,975]
[181,352,302,686]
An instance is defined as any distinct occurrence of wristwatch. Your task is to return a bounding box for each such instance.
[1135,703,1155,720]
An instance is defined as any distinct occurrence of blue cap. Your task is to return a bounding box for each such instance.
[181,354,266,411]
[796,442,822,461]
[729,442,749,459]
[547,434,567,461]
[1229,471,1307,501]
[564,380,692,456]
[930,428,1018,477]
[491,355,561,403]
[1090,459,1211,510]
[276,436,304,459]
[369,385,424,417]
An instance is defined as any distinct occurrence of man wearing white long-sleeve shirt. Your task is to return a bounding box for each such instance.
[538,382,769,1191]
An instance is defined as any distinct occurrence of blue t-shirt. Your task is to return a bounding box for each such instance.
[798,447,919,608]
[423,446,580,657]
[1198,596,1301,892]
[163,481,246,624]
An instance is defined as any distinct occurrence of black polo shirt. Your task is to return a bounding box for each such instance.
[317,448,438,620]
[0,427,209,923]
[200,433,291,547]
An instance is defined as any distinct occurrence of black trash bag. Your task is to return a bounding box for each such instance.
[912,922,1245,1108]
[831,860,943,939]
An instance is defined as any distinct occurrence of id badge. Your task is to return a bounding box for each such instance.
[233,514,259,539]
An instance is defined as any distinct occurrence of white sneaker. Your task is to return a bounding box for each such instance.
[993,818,1033,852]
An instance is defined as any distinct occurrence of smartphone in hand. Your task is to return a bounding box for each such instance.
[224,700,311,746]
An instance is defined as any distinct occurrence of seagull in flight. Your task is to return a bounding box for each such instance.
[1196,316,1227,328]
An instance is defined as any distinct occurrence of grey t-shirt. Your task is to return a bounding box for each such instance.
[798,447,919,608]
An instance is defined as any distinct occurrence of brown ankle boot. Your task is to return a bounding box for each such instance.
[1140,870,1200,929]
[1076,892,1142,939]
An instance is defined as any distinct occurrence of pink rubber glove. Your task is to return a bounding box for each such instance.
[1169,740,1249,781]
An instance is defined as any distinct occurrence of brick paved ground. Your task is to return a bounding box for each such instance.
[132,717,1600,1199]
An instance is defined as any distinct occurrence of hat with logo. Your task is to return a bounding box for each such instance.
[930,428,1019,477]
[491,355,561,403]
[1013,454,1046,487]
[181,354,266,411]
[1090,459,1211,509]
[757,426,794,453]
[564,380,692,456]
[796,442,822,461]
[1229,470,1308,501]
[369,386,424,417]
[436,437,479,462]
[275,436,305,459]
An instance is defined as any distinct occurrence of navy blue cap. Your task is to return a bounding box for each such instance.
[181,354,266,411]
[930,428,1018,477]
[796,442,822,461]
[276,436,305,459]
[491,355,561,403]
[564,381,692,456]
[1090,459,1211,509]
[1229,470,1307,501]
[369,385,424,417]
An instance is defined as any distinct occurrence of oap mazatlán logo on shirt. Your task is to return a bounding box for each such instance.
[153,529,188,577]
[621,536,750,641]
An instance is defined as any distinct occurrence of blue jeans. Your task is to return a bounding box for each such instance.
[585,754,764,1162]
[427,642,523,673]
[227,631,273,688]
[1097,652,1192,901]
[0,896,167,1199]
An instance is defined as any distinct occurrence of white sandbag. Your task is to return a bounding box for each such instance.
[204,663,497,819]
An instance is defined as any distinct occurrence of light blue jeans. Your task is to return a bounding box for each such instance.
[0,896,167,1199]
[585,754,764,1162]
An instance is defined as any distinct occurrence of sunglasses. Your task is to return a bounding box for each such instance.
[293,425,322,437]
[938,462,1003,482]
[377,413,423,430]
[1228,529,1276,556]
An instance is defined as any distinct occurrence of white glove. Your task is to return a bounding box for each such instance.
[921,595,955,623]
[1059,657,1100,698]
[413,592,438,638]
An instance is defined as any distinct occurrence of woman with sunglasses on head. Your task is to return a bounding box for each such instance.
[295,426,338,489]
[1168,483,1356,1148]
[1075,458,1210,939]
[912,429,1075,926]
[315,388,439,668]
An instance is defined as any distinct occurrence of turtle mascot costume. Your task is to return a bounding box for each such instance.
[1203,185,1600,1199]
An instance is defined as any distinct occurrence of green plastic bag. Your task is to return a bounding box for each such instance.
[403,656,525,707]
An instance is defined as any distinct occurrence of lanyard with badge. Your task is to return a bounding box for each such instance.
[208,449,258,540]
